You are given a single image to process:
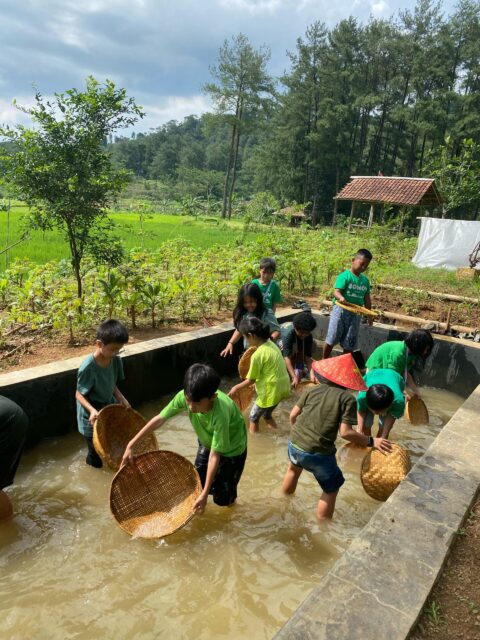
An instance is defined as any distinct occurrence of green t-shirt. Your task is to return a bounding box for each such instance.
[333,269,370,305]
[357,369,406,419]
[291,384,357,455]
[159,390,247,457]
[246,340,291,408]
[76,354,125,437]
[252,278,282,310]
[366,341,416,377]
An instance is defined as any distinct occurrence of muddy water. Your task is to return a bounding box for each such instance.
[0,385,463,640]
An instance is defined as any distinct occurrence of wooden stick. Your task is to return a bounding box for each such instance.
[374,283,479,305]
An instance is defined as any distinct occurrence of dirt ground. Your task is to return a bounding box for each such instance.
[409,495,480,640]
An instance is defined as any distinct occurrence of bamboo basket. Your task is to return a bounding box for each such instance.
[93,405,158,471]
[405,397,429,426]
[110,450,202,539]
[336,301,379,317]
[361,443,411,502]
[238,346,257,379]
[231,385,255,412]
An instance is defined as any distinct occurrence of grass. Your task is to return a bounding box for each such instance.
[0,206,259,265]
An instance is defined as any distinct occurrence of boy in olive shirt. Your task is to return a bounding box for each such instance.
[122,364,247,513]
[323,249,372,359]
[282,354,391,520]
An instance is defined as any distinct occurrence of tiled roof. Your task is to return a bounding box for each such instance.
[335,176,442,206]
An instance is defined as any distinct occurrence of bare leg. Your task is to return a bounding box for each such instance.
[316,490,339,520]
[249,420,259,434]
[264,416,277,430]
[282,463,303,494]
[323,343,334,359]
[0,489,14,522]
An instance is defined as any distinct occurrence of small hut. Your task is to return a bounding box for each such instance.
[333,176,442,231]
[272,206,307,227]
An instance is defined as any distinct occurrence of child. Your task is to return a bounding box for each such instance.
[365,329,434,399]
[76,319,130,468]
[281,311,317,388]
[356,369,405,439]
[220,283,281,357]
[281,353,391,520]
[122,364,247,513]
[229,317,291,434]
[252,257,282,312]
[0,396,29,521]
[323,249,373,359]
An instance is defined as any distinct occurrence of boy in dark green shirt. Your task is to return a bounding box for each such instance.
[252,257,282,312]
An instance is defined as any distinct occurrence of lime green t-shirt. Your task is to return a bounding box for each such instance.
[252,278,282,310]
[357,369,406,419]
[246,340,291,408]
[159,390,247,457]
[366,341,416,377]
[333,269,370,305]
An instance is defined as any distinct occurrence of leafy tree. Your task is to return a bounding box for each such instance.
[0,77,144,299]
[204,34,275,218]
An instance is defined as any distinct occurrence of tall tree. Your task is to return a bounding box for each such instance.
[0,77,143,299]
[204,34,274,218]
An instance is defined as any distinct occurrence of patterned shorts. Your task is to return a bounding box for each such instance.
[325,304,362,351]
[249,402,278,423]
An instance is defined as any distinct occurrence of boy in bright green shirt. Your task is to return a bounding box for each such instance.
[122,364,247,513]
[356,369,405,438]
[252,257,282,312]
[229,317,290,434]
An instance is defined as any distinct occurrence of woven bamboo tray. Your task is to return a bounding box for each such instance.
[405,396,429,425]
[110,450,202,539]
[336,301,378,317]
[361,443,411,502]
[238,346,257,379]
[93,405,158,471]
[231,385,255,411]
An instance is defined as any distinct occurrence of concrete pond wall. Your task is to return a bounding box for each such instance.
[1,309,480,639]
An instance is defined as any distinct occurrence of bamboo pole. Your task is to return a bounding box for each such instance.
[319,300,478,334]
[374,283,479,305]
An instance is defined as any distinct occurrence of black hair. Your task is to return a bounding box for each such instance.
[96,319,129,345]
[354,248,373,261]
[184,364,220,402]
[313,371,346,389]
[239,316,270,340]
[259,257,276,273]
[366,384,394,411]
[404,329,434,357]
[293,311,317,332]
[233,283,265,328]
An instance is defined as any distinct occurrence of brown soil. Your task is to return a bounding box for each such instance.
[409,495,480,640]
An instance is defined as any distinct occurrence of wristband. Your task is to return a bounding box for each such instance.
[367,436,374,447]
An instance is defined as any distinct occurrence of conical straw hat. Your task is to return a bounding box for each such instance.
[110,450,202,539]
[94,405,158,471]
[405,396,429,425]
[231,385,255,412]
[238,346,257,379]
[312,354,367,391]
[361,443,411,502]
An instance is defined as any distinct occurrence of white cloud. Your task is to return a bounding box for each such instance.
[371,0,389,15]
[218,0,284,14]
[139,95,213,129]
[0,98,35,128]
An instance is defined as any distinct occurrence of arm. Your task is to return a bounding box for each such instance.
[121,414,167,466]
[339,422,392,452]
[378,414,396,439]
[333,289,346,303]
[284,356,297,384]
[364,293,374,325]
[304,355,313,373]
[356,410,370,436]
[193,449,221,513]
[220,329,241,357]
[290,405,302,426]
[229,378,255,397]
[270,330,280,342]
[113,386,131,409]
[405,371,420,398]
[75,390,99,426]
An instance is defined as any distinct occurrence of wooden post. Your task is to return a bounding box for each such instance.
[332,198,338,227]
[367,204,374,228]
[348,201,356,232]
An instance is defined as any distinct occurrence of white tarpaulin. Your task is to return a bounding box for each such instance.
[412,217,480,270]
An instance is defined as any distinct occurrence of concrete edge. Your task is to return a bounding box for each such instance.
[274,384,480,640]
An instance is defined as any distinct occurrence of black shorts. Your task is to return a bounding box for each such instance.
[194,444,247,507]
[0,396,29,489]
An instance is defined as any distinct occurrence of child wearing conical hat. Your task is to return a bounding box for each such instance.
[281,353,392,520]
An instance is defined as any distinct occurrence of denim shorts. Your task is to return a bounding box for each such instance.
[249,402,278,423]
[287,442,345,494]
[325,304,361,351]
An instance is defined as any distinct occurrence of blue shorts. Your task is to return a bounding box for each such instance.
[288,442,345,494]
[325,304,361,351]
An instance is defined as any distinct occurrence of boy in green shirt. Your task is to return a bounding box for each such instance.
[122,364,247,513]
[76,320,131,468]
[252,257,282,312]
[356,369,405,439]
[323,249,372,359]
[229,317,291,433]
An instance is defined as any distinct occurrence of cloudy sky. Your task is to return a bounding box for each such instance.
[0,0,456,133]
